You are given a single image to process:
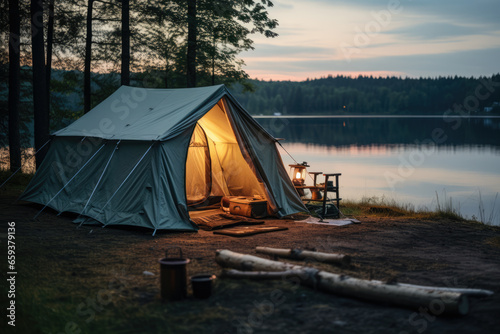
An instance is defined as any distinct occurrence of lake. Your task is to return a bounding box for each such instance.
[255,116,500,226]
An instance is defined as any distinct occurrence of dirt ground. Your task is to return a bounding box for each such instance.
[1,190,500,334]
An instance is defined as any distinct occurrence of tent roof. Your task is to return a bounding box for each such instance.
[54,84,239,141]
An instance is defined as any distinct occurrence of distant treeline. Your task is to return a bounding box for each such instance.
[231,75,500,115]
[256,117,500,149]
[2,69,500,149]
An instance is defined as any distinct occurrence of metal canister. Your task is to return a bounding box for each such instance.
[158,247,190,301]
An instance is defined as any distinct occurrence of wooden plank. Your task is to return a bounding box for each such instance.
[213,226,288,237]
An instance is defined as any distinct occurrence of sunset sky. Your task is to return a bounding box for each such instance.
[241,0,500,81]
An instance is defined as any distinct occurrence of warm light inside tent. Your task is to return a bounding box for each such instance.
[185,102,267,206]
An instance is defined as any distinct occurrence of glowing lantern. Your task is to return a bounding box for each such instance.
[289,162,310,186]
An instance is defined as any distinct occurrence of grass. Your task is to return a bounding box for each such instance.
[478,191,499,225]
[340,193,465,221]
[433,190,465,221]
[485,236,500,248]
[0,170,34,194]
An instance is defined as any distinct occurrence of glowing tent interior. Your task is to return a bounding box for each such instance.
[20,85,306,232]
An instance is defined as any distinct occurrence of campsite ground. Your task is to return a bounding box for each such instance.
[1,180,500,334]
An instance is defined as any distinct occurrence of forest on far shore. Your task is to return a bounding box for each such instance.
[1,70,500,149]
[231,74,500,115]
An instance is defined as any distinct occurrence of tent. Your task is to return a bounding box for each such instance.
[20,85,306,232]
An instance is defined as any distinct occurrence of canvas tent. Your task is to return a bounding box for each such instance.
[20,85,306,232]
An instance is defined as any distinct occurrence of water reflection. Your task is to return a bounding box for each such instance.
[280,143,500,155]
[257,117,500,150]
[255,117,500,225]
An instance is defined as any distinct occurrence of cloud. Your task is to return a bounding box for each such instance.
[245,47,500,78]
[274,1,294,10]
[243,0,500,80]
[309,0,500,27]
[243,44,334,58]
[344,47,500,76]
[384,22,493,41]
[404,0,500,27]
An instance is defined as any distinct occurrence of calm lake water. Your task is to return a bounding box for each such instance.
[255,116,500,225]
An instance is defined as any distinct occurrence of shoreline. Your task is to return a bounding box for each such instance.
[253,114,500,119]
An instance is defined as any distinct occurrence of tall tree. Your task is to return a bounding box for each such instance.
[31,0,49,167]
[121,0,130,86]
[194,0,278,87]
[139,0,186,87]
[46,0,55,113]
[186,0,196,87]
[84,0,93,113]
[8,0,21,171]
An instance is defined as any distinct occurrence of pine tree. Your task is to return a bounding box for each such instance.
[8,0,21,171]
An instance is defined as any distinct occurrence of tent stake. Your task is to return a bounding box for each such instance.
[33,143,106,220]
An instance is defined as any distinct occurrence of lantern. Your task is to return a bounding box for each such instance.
[289,162,309,187]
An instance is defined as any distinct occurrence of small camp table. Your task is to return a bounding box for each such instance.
[297,172,342,218]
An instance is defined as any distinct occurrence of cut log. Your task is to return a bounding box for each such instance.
[222,269,305,280]
[375,281,494,298]
[221,268,493,297]
[215,249,470,316]
[256,246,351,265]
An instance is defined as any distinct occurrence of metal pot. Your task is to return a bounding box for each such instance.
[158,247,190,301]
[190,274,216,299]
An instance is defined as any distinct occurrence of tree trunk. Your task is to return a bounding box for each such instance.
[215,250,469,315]
[186,0,197,87]
[46,0,55,115]
[211,31,215,86]
[31,0,49,168]
[121,0,130,86]
[8,0,21,172]
[84,0,93,113]
[255,247,351,266]
[164,48,169,88]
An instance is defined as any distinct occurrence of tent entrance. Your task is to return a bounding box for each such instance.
[185,123,212,206]
[185,102,266,209]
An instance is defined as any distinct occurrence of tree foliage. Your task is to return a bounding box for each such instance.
[231,75,500,115]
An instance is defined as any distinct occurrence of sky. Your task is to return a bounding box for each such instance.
[240,0,500,81]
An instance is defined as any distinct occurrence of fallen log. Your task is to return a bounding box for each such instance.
[374,281,494,298]
[215,249,470,315]
[256,246,351,266]
[223,268,493,298]
[222,269,305,280]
